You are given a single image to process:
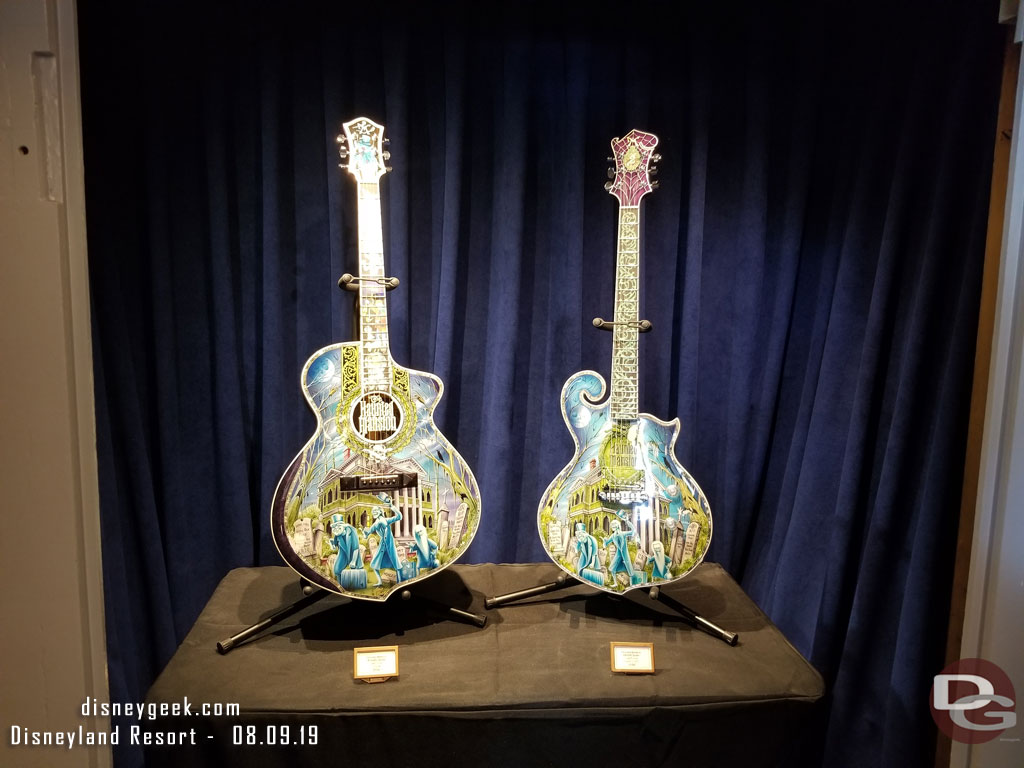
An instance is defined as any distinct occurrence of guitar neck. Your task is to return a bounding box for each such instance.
[610,205,641,421]
[356,181,391,391]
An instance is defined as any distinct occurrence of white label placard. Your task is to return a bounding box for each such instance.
[610,642,655,674]
[353,646,399,681]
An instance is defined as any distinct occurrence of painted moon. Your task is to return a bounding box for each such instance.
[315,358,336,382]
[570,405,591,428]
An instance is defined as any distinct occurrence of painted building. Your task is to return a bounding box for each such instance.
[317,453,437,545]
[566,458,670,554]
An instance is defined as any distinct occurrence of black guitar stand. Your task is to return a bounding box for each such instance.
[484,574,737,646]
[338,273,400,291]
[217,578,487,654]
[217,581,328,654]
[340,271,400,328]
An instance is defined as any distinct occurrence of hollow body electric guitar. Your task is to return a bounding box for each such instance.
[536,130,712,595]
[271,117,481,600]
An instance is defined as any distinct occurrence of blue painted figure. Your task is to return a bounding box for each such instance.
[647,540,670,581]
[329,514,361,581]
[573,523,604,586]
[604,517,641,587]
[409,524,439,570]
[574,523,599,570]
[355,134,376,169]
[363,494,404,586]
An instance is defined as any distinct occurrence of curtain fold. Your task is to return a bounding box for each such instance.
[78,1,1004,766]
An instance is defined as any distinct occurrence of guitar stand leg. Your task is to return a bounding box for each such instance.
[482,576,736,645]
[484,573,573,609]
[401,590,487,628]
[648,586,738,646]
[216,581,329,654]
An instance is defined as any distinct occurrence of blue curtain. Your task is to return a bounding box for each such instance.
[79,1,1004,766]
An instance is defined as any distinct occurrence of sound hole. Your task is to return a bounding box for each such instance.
[351,391,402,443]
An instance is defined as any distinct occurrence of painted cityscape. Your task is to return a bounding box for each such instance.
[537,370,712,593]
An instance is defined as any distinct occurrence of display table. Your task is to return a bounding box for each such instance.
[143,563,823,767]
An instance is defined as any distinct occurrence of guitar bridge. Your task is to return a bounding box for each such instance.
[599,489,649,504]
[336,472,418,492]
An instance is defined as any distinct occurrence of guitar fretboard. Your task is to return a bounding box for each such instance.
[610,206,640,421]
[357,182,391,392]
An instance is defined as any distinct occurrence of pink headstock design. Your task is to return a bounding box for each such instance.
[337,117,391,184]
[606,129,660,206]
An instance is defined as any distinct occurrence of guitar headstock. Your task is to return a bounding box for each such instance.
[337,117,391,183]
[605,129,661,206]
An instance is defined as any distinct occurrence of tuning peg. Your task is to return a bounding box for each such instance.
[382,151,391,160]
[607,156,615,162]
[649,167,658,176]
[607,168,615,179]
[383,138,390,145]
[336,135,346,144]
[385,165,393,173]
[651,180,660,189]
[651,153,662,163]
[604,181,614,191]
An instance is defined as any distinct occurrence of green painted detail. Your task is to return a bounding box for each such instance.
[337,346,363,454]
[392,367,409,397]
[341,346,360,391]
[334,347,417,458]
[386,379,416,453]
[599,424,643,486]
[422,448,481,547]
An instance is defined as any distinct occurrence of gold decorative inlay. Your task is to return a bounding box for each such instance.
[622,143,642,171]
[342,346,360,393]
[392,367,409,397]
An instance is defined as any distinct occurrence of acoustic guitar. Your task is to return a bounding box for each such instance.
[271,117,481,600]
[536,129,712,594]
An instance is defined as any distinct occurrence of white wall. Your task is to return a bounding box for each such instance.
[0,0,109,766]
[954,6,1024,767]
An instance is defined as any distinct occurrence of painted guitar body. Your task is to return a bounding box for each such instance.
[537,371,711,594]
[271,343,480,600]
